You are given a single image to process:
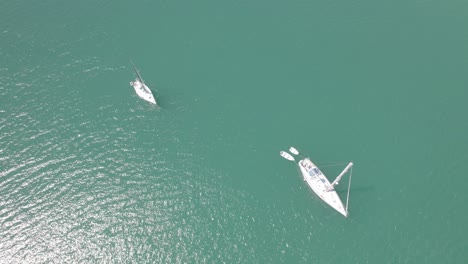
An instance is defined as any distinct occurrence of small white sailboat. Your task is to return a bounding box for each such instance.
[280,147,353,217]
[129,62,157,105]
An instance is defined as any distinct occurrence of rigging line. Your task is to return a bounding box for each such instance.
[345,166,353,214]
[318,163,349,168]
[316,161,348,165]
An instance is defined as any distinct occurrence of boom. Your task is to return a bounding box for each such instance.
[327,162,353,191]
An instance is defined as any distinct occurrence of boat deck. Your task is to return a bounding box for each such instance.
[130,79,156,104]
[299,158,347,217]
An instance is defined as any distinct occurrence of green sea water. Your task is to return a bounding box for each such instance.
[1,0,468,263]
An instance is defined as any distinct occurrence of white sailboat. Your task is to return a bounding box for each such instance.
[129,62,157,105]
[280,147,353,217]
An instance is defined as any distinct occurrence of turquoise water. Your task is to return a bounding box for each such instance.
[1,0,468,263]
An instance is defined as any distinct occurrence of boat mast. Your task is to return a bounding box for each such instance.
[131,61,145,83]
[327,162,353,191]
[345,165,353,215]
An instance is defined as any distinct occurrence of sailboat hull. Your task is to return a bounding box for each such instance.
[130,79,156,105]
[298,158,348,217]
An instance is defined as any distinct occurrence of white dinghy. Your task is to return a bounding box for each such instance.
[289,147,299,155]
[280,151,295,161]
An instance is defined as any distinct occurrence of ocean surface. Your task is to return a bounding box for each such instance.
[1,0,468,263]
